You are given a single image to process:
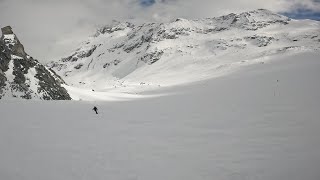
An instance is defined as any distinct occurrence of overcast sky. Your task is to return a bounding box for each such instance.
[0,0,319,63]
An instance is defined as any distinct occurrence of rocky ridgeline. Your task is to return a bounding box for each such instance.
[0,26,71,100]
[50,9,292,71]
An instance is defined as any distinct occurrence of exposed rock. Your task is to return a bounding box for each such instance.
[0,26,71,100]
[1,26,14,35]
[74,63,83,69]
[94,22,135,37]
[1,26,27,59]
[103,59,121,68]
[140,50,164,64]
[78,45,97,58]
[244,35,275,47]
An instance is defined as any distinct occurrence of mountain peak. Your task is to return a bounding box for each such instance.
[1,26,14,35]
[0,26,71,100]
[94,21,134,37]
[253,8,273,13]
[1,26,27,58]
[243,9,290,22]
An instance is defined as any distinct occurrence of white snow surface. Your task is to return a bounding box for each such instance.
[24,67,42,98]
[3,34,16,49]
[1,53,320,180]
[4,60,14,82]
[11,55,23,60]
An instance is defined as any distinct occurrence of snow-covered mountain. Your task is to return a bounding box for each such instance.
[1,9,320,180]
[0,26,71,100]
[49,9,320,92]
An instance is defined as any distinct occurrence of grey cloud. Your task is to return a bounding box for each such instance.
[0,0,136,62]
[283,0,320,11]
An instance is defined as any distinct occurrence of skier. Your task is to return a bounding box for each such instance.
[93,106,98,114]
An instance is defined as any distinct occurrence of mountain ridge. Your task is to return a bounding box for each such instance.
[48,9,319,93]
[0,26,71,100]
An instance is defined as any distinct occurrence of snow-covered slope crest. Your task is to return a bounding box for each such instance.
[0,26,71,100]
[49,9,320,90]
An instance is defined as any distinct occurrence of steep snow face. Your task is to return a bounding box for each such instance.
[49,9,320,91]
[0,26,71,100]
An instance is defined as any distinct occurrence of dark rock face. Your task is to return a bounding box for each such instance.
[0,30,11,95]
[140,50,164,64]
[0,26,71,100]
[244,35,275,47]
[94,22,135,36]
[1,26,27,58]
[61,45,97,62]
[1,26,14,35]
[35,64,70,100]
[74,63,83,69]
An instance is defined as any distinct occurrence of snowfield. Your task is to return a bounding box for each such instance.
[1,52,320,180]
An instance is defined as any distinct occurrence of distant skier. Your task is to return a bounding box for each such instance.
[93,106,98,114]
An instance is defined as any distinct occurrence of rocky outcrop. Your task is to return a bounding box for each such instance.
[1,26,14,35]
[1,26,27,58]
[0,26,71,100]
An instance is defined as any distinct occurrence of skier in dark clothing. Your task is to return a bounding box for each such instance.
[93,106,98,114]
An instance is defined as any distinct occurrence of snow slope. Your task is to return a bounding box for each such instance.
[48,9,320,97]
[1,52,320,180]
